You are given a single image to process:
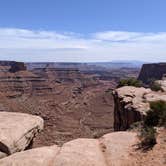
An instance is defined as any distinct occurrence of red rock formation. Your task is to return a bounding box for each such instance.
[113,86,166,131]
[9,62,27,73]
[138,63,166,84]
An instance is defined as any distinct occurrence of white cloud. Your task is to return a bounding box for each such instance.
[93,31,143,41]
[0,28,166,62]
[93,31,166,43]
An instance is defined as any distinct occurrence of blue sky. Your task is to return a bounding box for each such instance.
[0,0,166,62]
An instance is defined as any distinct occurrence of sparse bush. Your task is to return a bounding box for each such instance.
[144,110,159,127]
[117,78,142,88]
[149,100,166,127]
[140,126,157,150]
[129,121,143,131]
[139,100,166,149]
[150,82,163,92]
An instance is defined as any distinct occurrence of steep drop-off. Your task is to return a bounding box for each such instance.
[0,62,115,146]
[138,63,166,84]
[113,86,166,131]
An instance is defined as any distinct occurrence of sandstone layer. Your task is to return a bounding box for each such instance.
[113,86,166,131]
[0,132,138,166]
[138,63,166,84]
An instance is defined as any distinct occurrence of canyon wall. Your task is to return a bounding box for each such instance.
[0,61,115,146]
[138,63,166,84]
[113,86,166,131]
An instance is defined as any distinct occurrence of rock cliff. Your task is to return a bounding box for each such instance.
[9,62,27,73]
[138,63,166,84]
[113,86,166,131]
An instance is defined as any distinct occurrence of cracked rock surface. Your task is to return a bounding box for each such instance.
[0,112,43,157]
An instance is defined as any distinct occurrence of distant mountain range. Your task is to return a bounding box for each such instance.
[25,60,146,70]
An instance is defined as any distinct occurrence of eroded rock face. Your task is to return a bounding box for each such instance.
[113,86,166,131]
[9,62,27,73]
[0,112,43,156]
[0,132,138,166]
[138,63,166,84]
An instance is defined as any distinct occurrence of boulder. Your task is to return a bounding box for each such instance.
[0,151,7,159]
[0,112,43,156]
[99,132,138,166]
[0,146,59,166]
[0,132,138,166]
[54,138,106,166]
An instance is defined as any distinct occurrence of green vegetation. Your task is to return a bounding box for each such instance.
[149,100,166,127]
[117,78,142,88]
[140,126,156,149]
[150,81,163,92]
[139,100,166,149]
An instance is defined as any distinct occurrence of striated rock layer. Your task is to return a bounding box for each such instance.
[0,61,115,146]
[138,63,166,84]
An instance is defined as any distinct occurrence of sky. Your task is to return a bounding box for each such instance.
[0,0,166,62]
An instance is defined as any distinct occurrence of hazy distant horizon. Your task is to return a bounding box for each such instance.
[0,59,159,64]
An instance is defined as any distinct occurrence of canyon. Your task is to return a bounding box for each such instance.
[0,61,139,147]
[0,61,165,165]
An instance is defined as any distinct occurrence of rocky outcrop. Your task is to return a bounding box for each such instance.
[9,62,27,73]
[138,63,166,84]
[33,67,82,83]
[0,132,138,166]
[0,71,53,97]
[113,86,166,131]
[0,112,43,158]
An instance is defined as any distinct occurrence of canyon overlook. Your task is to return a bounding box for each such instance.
[0,61,118,146]
[0,61,165,165]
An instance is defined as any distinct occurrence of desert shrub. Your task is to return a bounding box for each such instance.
[139,100,166,149]
[150,82,163,92]
[149,100,166,127]
[117,78,142,88]
[129,121,143,131]
[144,110,159,127]
[140,126,157,150]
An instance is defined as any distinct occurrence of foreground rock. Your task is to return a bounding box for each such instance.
[0,132,138,166]
[0,112,43,158]
[0,146,59,166]
[113,86,166,131]
[54,138,106,166]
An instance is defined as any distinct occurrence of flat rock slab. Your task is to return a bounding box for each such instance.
[100,132,138,166]
[0,132,138,166]
[54,138,107,166]
[0,112,44,156]
[0,146,59,166]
